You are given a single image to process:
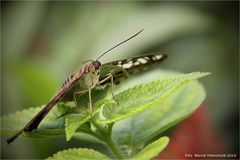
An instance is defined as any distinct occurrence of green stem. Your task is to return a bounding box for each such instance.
[104,135,124,159]
[78,128,103,142]
[91,121,124,159]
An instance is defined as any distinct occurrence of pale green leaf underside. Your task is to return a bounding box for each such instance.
[48,148,110,160]
[98,72,210,124]
[132,136,169,160]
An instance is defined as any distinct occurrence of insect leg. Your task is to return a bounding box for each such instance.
[73,93,78,108]
[109,75,119,105]
[88,89,93,116]
[98,74,119,105]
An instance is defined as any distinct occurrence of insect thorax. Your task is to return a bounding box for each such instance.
[79,69,100,90]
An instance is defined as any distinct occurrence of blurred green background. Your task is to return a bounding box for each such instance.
[1,1,239,159]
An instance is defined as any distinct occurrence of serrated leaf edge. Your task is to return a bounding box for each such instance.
[48,148,110,160]
[98,72,209,123]
[65,115,89,141]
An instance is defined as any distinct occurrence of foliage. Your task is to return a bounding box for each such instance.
[48,148,110,160]
[1,71,209,159]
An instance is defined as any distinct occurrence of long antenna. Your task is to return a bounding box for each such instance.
[96,29,144,61]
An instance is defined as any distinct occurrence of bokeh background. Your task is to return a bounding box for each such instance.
[1,1,239,159]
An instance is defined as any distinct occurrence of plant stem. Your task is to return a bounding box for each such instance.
[91,121,124,159]
[104,136,124,159]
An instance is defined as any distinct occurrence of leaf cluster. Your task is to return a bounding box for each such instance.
[1,71,209,159]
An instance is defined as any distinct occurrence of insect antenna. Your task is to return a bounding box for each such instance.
[96,29,144,61]
[81,59,93,64]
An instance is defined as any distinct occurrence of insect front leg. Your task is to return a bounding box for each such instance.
[98,74,119,105]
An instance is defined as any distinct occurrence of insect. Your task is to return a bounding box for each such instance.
[7,29,167,144]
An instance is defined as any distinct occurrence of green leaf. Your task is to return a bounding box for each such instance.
[132,136,169,160]
[65,114,89,141]
[64,97,109,141]
[1,103,74,137]
[98,72,210,124]
[112,80,206,148]
[48,148,110,160]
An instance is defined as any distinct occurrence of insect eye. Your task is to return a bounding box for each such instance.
[93,61,101,69]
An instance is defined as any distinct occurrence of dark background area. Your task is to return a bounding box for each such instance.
[1,1,239,159]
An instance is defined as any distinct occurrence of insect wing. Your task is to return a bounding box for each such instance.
[100,53,167,84]
[107,53,167,71]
